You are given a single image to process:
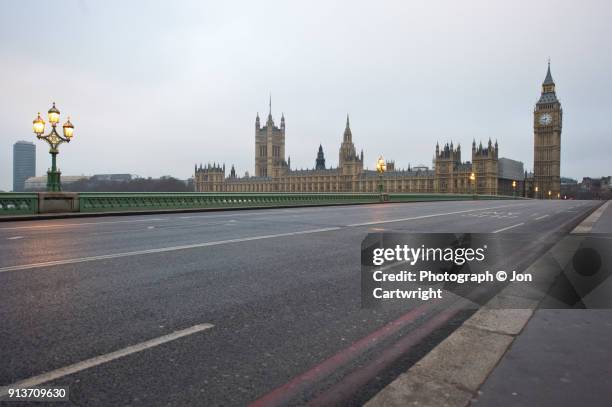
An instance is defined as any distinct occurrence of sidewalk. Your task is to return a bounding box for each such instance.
[472,309,612,407]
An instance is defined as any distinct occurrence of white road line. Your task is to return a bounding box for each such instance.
[535,214,549,220]
[174,204,372,219]
[346,204,521,227]
[0,218,168,231]
[0,227,341,273]
[0,323,214,398]
[6,236,24,240]
[0,203,529,273]
[492,222,525,233]
[178,213,252,219]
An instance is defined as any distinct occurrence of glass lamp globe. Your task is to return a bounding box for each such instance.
[63,117,74,139]
[48,102,60,125]
[33,113,45,135]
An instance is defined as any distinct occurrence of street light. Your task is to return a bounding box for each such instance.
[32,102,75,191]
[548,190,552,199]
[512,180,517,198]
[376,156,386,200]
[535,186,539,199]
[469,172,476,196]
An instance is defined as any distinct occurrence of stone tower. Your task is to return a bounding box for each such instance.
[434,142,461,193]
[472,139,499,195]
[315,144,326,170]
[338,115,363,175]
[337,115,363,191]
[533,62,562,198]
[255,97,286,178]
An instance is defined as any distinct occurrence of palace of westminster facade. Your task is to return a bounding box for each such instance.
[195,64,562,198]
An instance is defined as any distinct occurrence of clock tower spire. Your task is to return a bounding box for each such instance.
[533,61,562,198]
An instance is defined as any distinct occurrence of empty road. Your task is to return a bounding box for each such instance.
[0,199,601,406]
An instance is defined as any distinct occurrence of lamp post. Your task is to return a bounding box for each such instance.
[470,172,476,197]
[535,186,539,199]
[512,180,517,198]
[548,190,552,200]
[32,102,75,191]
[376,156,386,202]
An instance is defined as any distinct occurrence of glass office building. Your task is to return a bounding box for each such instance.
[13,141,36,192]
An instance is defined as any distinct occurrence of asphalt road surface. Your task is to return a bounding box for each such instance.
[0,199,601,406]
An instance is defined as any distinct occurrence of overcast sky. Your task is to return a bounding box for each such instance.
[1,0,611,190]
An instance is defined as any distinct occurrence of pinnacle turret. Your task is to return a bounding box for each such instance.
[343,114,352,142]
[543,60,554,86]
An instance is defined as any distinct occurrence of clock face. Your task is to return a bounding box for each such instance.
[539,113,552,125]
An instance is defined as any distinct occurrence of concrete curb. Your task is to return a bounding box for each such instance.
[365,271,544,407]
[365,205,601,407]
[571,199,610,233]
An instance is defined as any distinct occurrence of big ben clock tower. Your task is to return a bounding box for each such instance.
[533,61,562,198]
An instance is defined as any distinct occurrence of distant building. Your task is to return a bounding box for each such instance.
[576,176,612,199]
[498,158,525,196]
[560,177,579,199]
[601,176,611,192]
[580,177,599,193]
[195,112,505,194]
[24,175,89,191]
[90,174,135,182]
[13,141,36,192]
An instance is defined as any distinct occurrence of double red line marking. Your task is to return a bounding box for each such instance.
[249,299,463,407]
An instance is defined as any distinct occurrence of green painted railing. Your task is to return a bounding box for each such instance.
[0,193,39,215]
[0,192,523,217]
[78,192,383,212]
[78,192,520,213]
[389,193,519,202]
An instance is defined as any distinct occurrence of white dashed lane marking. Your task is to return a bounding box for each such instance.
[492,222,525,233]
[0,323,214,398]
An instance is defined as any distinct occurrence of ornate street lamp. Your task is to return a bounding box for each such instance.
[32,102,75,191]
[512,180,517,198]
[376,156,386,194]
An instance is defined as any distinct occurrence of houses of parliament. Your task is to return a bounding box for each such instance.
[195,64,561,198]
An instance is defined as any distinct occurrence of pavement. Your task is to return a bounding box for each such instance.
[472,309,612,407]
[0,199,605,406]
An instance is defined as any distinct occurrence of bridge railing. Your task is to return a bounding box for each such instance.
[0,193,39,215]
[78,192,383,212]
[0,192,523,217]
